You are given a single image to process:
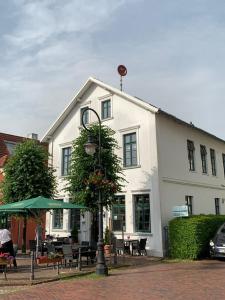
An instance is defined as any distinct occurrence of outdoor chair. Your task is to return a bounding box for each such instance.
[62,244,77,268]
[139,238,147,256]
[115,239,124,255]
[131,240,140,256]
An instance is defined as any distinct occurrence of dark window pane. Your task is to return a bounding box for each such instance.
[123,133,137,167]
[62,147,71,176]
[135,194,150,232]
[70,208,81,230]
[210,149,216,176]
[187,140,195,171]
[80,107,89,125]
[112,196,126,231]
[101,100,111,119]
[200,145,207,173]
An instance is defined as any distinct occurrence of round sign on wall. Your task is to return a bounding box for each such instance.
[117,65,127,76]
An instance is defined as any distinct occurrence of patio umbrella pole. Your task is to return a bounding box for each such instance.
[30,250,35,281]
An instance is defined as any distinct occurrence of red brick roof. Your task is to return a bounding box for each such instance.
[0,132,26,158]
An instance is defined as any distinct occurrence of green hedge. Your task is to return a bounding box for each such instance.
[169,215,225,259]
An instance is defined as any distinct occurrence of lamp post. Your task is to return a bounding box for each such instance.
[82,108,108,276]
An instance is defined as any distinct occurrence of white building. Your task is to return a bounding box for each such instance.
[42,77,225,257]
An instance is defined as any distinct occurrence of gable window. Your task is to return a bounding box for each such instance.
[200,145,207,174]
[134,194,151,232]
[185,195,193,215]
[62,147,71,176]
[187,140,195,171]
[215,198,220,215]
[70,209,81,230]
[210,149,216,176]
[80,106,89,125]
[222,154,225,178]
[112,195,126,231]
[52,199,63,229]
[123,132,137,167]
[101,99,111,120]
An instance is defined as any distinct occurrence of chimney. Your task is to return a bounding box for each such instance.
[27,133,38,140]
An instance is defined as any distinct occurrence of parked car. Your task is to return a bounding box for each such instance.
[209,223,225,258]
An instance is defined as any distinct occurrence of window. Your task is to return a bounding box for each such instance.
[185,195,193,215]
[112,196,126,231]
[80,106,89,125]
[52,199,63,229]
[210,149,216,176]
[187,140,195,171]
[200,145,207,174]
[61,147,71,176]
[70,209,81,230]
[5,141,16,155]
[134,194,150,232]
[223,154,225,178]
[101,99,111,120]
[123,132,137,167]
[215,198,220,215]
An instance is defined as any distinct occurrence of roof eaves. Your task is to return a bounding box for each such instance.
[158,109,225,144]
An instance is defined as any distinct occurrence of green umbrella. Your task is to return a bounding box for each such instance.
[0,196,85,211]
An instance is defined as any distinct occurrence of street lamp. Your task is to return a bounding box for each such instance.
[82,107,108,276]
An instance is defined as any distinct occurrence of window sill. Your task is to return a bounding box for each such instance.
[133,232,152,236]
[101,117,113,122]
[123,165,141,170]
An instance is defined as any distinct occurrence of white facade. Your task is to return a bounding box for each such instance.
[42,77,225,257]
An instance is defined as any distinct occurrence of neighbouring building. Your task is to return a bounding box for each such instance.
[42,77,225,257]
[0,132,45,249]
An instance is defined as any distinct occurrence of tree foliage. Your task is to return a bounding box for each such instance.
[2,139,56,203]
[66,124,125,211]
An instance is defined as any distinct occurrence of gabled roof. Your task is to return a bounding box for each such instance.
[41,77,159,142]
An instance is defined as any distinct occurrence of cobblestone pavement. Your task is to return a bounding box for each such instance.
[2,259,225,300]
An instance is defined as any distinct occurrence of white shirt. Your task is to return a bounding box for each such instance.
[0,229,11,244]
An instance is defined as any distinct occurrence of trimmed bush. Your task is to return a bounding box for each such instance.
[169,215,225,259]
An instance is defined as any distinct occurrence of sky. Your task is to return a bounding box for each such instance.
[1,0,225,140]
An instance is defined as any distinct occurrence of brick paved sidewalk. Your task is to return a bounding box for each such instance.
[1,259,225,299]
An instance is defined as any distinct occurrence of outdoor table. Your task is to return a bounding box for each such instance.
[124,239,139,255]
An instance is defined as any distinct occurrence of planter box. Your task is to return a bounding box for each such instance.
[37,257,62,264]
[0,258,8,265]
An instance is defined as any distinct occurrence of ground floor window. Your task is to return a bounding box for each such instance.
[134,194,150,232]
[185,195,193,215]
[70,209,81,230]
[215,198,220,215]
[52,199,63,229]
[112,195,126,231]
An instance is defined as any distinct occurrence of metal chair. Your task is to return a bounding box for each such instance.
[62,244,76,267]
[131,240,140,256]
[115,239,124,255]
[139,238,147,256]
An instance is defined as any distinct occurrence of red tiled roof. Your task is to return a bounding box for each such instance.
[0,132,26,158]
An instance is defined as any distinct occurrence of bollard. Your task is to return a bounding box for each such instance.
[30,250,35,281]
[78,247,82,271]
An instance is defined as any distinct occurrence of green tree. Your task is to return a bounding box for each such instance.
[2,140,56,203]
[66,124,124,212]
[2,139,56,251]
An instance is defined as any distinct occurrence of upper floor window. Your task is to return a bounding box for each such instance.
[134,194,151,232]
[222,154,225,178]
[123,132,137,167]
[112,195,126,231]
[215,198,220,215]
[187,140,195,171]
[185,195,193,215]
[210,149,216,176]
[80,106,89,125]
[101,99,111,120]
[62,147,71,176]
[200,145,207,174]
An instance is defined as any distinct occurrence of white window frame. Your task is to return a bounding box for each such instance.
[119,125,140,169]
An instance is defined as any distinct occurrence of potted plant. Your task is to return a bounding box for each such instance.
[104,226,112,254]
